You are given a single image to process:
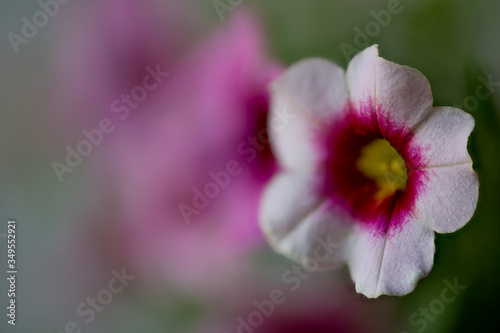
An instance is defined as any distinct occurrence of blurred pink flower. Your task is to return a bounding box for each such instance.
[53,4,282,290]
[108,12,282,290]
[208,275,396,333]
[52,0,192,137]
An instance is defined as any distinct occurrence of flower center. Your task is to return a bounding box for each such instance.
[356,138,408,202]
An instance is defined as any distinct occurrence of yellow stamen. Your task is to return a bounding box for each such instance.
[356,138,408,202]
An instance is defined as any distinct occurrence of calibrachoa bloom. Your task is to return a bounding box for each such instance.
[54,1,281,290]
[71,10,280,290]
[260,45,479,298]
[112,12,280,289]
[53,0,191,131]
[205,272,395,333]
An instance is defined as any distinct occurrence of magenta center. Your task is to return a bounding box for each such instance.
[317,101,425,236]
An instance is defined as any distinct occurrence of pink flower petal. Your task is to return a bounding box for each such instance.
[346,45,434,143]
[347,214,435,298]
[270,59,349,171]
[260,172,349,268]
[407,106,475,168]
[413,165,479,233]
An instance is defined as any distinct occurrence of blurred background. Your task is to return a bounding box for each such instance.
[0,0,499,332]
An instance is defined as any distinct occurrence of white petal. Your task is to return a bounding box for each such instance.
[413,165,479,234]
[408,106,475,168]
[268,97,322,171]
[346,45,378,125]
[347,215,435,298]
[272,58,349,120]
[270,59,349,171]
[259,172,351,268]
[346,45,434,138]
[375,55,434,137]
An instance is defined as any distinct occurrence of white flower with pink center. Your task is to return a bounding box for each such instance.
[259,45,479,298]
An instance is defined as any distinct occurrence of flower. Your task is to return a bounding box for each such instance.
[102,12,281,290]
[259,45,479,298]
[247,287,384,333]
[52,0,192,136]
[204,271,396,333]
[54,0,281,290]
